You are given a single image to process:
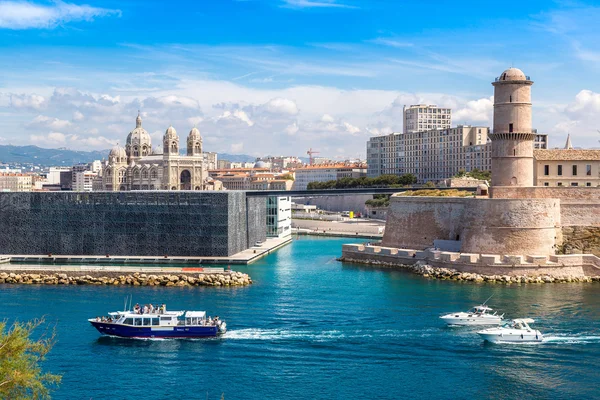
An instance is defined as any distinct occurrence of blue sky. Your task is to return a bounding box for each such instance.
[1,0,599,158]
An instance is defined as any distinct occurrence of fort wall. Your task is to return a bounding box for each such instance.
[381,196,560,255]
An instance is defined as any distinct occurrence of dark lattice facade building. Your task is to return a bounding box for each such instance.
[0,191,266,257]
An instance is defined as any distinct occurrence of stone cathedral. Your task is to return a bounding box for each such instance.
[101,113,216,191]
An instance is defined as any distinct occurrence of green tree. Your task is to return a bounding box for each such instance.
[398,173,417,185]
[0,318,61,399]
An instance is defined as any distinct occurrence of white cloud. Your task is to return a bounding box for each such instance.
[321,114,335,122]
[343,121,360,134]
[26,115,72,130]
[280,0,357,9]
[565,90,600,119]
[260,97,298,115]
[284,122,299,135]
[217,110,254,126]
[230,142,244,153]
[73,110,84,121]
[9,93,46,110]
[369,38,414,48]
[0,0,121,30]
[453,97,494,123]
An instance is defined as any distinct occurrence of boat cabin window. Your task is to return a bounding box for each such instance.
[152,318,159,326]
[160,317,172,321]
[134,318,143,326]
[143,318,151,326]
[124,318,133,325]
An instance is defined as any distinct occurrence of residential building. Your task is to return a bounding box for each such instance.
[367,125,490,182]
[0,173,33,192]
[533,136,600,187]
[209,169,294,191]
[73,171,97,191]
[217,159,231,169]
[403,104,452,134]
[534,131,549,149]
[46,167,71,185]
[203,152,218,170]
[293,163,367,190]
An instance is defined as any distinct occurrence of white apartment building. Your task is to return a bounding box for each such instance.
[403,104,452,134]
[293,164,367,190]
[73,171,97,191]
[0,173,33,192]
[367,126,491,182]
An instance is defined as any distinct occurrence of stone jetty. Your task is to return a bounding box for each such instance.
[0,270,252,287]
[341,257,600,284]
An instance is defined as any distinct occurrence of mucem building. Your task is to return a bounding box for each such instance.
[0,191,266,257]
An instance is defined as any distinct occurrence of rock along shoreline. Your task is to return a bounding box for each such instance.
[338,258,600,284]
[0,271,252,287]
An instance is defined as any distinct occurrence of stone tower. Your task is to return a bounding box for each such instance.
[490,67,534,187]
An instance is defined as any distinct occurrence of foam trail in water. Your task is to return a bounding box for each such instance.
[543,335,600,344]
[224,328,430,341]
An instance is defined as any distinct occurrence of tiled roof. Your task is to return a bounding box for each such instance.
[534,149,600,161]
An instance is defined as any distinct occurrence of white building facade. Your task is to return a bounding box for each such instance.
[403,104,452,134]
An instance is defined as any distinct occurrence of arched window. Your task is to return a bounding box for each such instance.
[133,146,139,157]
[195,144,201,153]
[171,142,177,153]
[142,170,148,179]
[134,169,140,179]
[106,169,112,177]
[151,169,158,179]
[141,146,147,156]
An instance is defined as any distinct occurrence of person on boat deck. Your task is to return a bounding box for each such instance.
[161,304,166,313]
[134,303,140,314]
[149,304,154,313]
[143,305,149,314]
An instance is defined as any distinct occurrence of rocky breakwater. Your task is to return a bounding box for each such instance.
[0,271,252,287]
[412,263,600,284]
[343,258,600,284]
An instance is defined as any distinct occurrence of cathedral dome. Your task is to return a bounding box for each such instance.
[109,145,127,161]
[188,126,202,140]
[164,125,177,138]
[498,67,527,82]
[126,113,152,158]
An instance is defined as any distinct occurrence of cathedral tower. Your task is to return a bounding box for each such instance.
[490,67,534,187]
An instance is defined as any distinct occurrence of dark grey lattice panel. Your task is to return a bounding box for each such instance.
[0,191,262,257]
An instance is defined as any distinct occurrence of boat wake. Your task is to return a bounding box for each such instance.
[542,335,600,344]
[224,328,436,341]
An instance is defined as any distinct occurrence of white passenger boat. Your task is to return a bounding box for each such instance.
[440,305,504,326]
[477,318,543,343]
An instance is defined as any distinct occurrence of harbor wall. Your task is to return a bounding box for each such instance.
[381,196,560,255]
[0,192,266,257]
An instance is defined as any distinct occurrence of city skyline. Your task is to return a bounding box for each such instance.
[1,0,600,158]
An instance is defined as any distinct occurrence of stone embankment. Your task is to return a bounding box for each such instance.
[0,271,252,287]
[343,258,600,284]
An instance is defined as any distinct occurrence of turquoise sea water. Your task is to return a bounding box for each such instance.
[1,237,600,399]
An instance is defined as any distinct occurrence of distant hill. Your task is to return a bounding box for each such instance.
[0,145,108,167]
[0,144,261,167]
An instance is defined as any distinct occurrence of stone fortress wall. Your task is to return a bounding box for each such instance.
[381,196,561,256]
[0,192,267,258]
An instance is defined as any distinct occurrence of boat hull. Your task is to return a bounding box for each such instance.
[440,314,502,326]
[477,330,543,343]
[89,321,223,338]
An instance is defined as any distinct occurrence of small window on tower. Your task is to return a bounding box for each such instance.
[509,123,514,133]
[509,95,512,103]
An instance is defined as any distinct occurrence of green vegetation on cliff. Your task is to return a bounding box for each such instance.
[307,174,417,190]
[399,189,473,197]
[453,168,491,181]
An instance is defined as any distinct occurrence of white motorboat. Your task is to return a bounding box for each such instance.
[477,318,543,343]
[440,305,504,326]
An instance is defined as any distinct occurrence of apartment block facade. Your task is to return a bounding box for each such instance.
[403,104,452,134]
[367,125,491,182]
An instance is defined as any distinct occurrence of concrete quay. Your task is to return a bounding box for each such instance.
[0,236,292,267]
[341,244,600,282]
